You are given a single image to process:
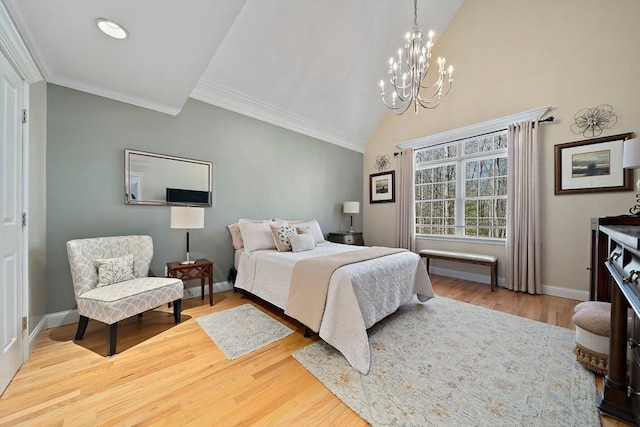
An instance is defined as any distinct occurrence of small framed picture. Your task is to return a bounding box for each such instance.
[370,171,395,203]
[554,133,634,195]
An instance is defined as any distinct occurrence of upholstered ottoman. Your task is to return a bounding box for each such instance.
[572,301,614,374]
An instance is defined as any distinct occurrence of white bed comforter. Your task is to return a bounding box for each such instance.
[234,242,435,374]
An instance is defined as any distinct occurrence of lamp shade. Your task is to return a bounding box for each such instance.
[623,138,640,169]
[343,201,360,214]
[170,206,205,229]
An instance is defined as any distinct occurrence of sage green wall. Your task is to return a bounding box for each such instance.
[28,81,47,332]
[46,84,363,314]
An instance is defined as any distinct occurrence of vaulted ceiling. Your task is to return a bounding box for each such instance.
[4,0,463,152]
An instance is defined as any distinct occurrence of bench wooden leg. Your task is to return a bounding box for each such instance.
[420,256,430,271]
[490,262,497,292]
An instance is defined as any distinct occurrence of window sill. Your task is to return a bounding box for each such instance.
[416,234,506,246]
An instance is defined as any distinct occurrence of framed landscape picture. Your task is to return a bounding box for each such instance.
[554,133,634,195]
[370,171,395,203]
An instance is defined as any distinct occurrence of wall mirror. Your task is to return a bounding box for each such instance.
[124,149,213,206]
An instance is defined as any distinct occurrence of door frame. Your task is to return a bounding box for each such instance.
[1,1,43,367]
[21,80,29,361]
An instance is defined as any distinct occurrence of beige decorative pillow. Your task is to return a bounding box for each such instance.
[270,224,298,252]
[290,233,315,253]
[94,254,135,287]
[227,223,244,250]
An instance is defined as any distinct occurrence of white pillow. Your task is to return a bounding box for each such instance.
[288,219,325,244]
[289,233,316,253]
[94,254,135,287]
[239,219,278,253]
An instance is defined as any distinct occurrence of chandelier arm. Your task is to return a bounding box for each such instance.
[417,82,451,101]
[418,73,445,90]
[415,97,443,110]
[416,84,452,109]
[389,79,412,91]
[393,102,412,115]
[380,95,412,115]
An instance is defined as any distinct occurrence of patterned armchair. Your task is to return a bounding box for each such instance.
[66,235,184,356]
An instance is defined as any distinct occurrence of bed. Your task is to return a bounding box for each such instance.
[229,219,435,374]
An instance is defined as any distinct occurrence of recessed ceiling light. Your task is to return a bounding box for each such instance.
[96,18,128,40]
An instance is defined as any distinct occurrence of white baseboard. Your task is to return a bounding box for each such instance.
[28,316,47,355]
[430,267,589,301]
[45,280,233,328]
[541,285,589,302]
[47,309,80,328]
[183,280,233,299]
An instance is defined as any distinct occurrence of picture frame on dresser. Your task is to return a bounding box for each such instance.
[554,133,634,195]
[369,170,395,203]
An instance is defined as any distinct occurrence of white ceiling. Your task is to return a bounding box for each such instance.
[4,0,463,152]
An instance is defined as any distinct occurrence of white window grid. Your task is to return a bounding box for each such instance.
[415,130,508,239]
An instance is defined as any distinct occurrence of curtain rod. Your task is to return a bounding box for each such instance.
[393,116,556,156]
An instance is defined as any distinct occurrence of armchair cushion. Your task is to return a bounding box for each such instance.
[78,277,183,324]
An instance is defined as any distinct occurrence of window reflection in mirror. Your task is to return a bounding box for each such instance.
[124,149,213,206]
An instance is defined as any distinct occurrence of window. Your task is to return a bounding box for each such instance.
[414,130,508,239]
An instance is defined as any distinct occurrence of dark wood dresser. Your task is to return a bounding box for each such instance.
[597,224,640,423]
[591,216,640,302]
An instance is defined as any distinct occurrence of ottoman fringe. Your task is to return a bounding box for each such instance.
[574,343,608,375]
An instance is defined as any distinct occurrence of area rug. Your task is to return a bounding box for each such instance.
[293,297,600,426]
[196,304,294,360]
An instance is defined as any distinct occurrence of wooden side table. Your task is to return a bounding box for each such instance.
[327,232,364,246]
[167,259,214,306]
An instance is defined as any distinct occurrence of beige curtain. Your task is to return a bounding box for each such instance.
[396,148,415,251]
[506,120,542,294]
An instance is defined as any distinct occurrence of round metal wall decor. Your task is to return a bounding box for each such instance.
[570,104,617,138]
[374,155,390,171]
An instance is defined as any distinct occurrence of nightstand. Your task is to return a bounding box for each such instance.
[327,232,364,246]
[167,259,214,306]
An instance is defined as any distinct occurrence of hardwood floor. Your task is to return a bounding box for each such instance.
[0,275,629,426]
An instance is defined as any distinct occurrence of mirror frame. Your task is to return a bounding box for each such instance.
[124,149,213,206]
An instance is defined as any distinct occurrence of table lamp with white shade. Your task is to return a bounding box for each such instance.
[343,201,360,233]
[623,137,640,215]
[170,206,205,264]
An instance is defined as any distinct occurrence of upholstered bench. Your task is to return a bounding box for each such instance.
[419,249,498,292]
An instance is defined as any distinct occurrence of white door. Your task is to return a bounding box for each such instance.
[0,51,24,395]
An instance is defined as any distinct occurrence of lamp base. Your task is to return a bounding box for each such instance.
[180,251,196,265]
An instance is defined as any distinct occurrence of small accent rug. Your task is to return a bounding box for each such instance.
[197,304,294,360]
[293,297,600,426]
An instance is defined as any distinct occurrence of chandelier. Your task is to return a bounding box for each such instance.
[379,0,454,115]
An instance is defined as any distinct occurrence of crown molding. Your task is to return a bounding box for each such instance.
[191,79,366,153]
[50,74,182,116]
[0,1,42,82]
[398,106,551,149]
